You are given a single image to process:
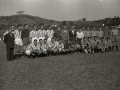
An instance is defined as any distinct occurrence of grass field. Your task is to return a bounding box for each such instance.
[0,42,120,90]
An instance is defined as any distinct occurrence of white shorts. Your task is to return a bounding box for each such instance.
[25,50,31,55]
[15,38,23,46]
[32,37,39,43]
[38,37,45,40]
[47,38,52,44]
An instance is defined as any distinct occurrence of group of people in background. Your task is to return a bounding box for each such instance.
[3,24,119,61]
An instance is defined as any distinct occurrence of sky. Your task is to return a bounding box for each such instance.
[0,0,120,21]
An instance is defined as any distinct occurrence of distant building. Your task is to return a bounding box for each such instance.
[51,25,58,27]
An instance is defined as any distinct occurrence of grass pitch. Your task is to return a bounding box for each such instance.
[0,42,120,90]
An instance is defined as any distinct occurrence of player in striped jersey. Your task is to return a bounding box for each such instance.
[56,39,65,55]
[14,24,23,56]
[41,39,48,56]
[47,38,58,55]
[25,39,41,58]
[38,24,46,40]
[30,25,39,43]
[46,25,54,44]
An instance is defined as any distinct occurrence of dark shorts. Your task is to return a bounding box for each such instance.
[77,38,82,45]
[70,41,76,45]
[23,38,30,45]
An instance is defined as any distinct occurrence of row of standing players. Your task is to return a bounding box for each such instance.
[3,24,119,61]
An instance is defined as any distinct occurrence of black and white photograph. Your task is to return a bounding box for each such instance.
[0,0,120,90]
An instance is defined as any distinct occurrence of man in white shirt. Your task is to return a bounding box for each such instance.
[38,24,46,41]
[47,38,58,55]
[76,29,84,53]
[30,25,39,43]
[46,25,54,44]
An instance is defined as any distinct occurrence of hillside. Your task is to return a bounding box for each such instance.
[0,14,120,30]
[0,14,60,29]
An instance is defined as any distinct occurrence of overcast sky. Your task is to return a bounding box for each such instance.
[0,0,120,21]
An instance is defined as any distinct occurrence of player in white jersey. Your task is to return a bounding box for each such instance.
[47,38,58,55]
[25,39,40,58]
[14,24,23,55]
[41,39,49,56]
[46,25,54,44]
[30,25,39,43]
[38,24,46,40]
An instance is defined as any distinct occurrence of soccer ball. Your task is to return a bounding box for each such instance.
[25,50,31,55]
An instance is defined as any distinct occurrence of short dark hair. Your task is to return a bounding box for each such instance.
[10,25,14,27]
[17,24,21,27]
[39,39,42,41]
[33,24,36,27]
[34,39,37,41]
[24,24,28,27]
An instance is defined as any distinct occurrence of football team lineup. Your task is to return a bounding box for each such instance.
[0,0,120,90]
[3,24,119,61]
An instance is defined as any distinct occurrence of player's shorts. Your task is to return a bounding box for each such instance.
[23,38,30,45]
[47,38,52,44]
[111,35,119,42]
[32,37,39,43]
[15,38,23,46]
[38,37,45,40]
[25,50,31,55]
[77,38,82,45]
[70,41,76,45]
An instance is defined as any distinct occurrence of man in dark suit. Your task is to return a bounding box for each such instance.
[69,26,77,48]
[4,28,15,61]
